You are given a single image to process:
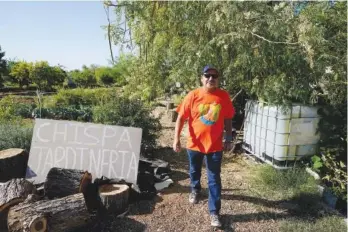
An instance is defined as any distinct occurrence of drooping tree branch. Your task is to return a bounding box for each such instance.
[247,30,299,45]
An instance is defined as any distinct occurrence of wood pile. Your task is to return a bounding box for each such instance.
[0,149,130,232]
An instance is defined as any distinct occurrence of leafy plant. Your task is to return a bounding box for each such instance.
[43,88,118,108]
[0,122,33,152]
[92,96,162,153]
[313,151,348,201]
[32,106,93,122]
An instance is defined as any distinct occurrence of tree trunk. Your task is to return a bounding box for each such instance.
[7,193,93,232]
[0,149,29,182]
[0,179,36,213]
[98,184,129,215]
[44,168,92,199]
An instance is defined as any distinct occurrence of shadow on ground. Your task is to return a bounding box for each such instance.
[77,216,146,232]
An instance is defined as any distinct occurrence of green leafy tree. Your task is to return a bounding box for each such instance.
[10,61,32,89]
[69,66,97,88]
[95,67,114,86]
[30,61,66,91]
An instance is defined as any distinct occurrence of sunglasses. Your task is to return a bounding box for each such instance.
[203,73,219,79]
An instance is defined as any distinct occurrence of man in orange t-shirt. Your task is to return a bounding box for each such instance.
[173,65,235,228]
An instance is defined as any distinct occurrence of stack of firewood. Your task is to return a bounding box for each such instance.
[0,149,130,232]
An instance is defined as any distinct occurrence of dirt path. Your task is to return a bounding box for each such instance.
[86,106,291,232]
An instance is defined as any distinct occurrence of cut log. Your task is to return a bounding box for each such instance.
[0,179,36,213]
[98,184,129,214]
[44,168,92,199]
[7,193,93,232]
[0,149,29,182]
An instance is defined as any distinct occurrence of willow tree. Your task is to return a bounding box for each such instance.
[104,0,347,205]
[104,1,346,105]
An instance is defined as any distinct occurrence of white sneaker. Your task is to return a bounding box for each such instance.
[188,192,199,204]
[210,214,222,227]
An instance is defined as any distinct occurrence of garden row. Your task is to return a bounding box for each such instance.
[0,88,162,155]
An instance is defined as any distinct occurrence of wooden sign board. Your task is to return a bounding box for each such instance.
[26,119,142,184]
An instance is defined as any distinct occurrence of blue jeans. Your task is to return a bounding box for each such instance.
[187,149,222,215]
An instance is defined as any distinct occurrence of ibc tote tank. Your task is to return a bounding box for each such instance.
[242,100,320,169]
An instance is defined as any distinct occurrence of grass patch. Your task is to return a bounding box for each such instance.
[250,164,319,200]
[280,216,347,232]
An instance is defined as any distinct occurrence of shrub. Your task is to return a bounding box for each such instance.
[13,103,36,118]
[0,95,22,122]
[43,88,118,108]
[32,105,93,122]
[0,122,33,152]
[92,96,161,153]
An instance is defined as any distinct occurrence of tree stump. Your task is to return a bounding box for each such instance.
[0,149,29,182]
[44,168,92,199]
[7,193,92,232]
[98,184,129,215]
[0,179,36,212]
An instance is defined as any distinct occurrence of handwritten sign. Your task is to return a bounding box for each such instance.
[26,119,142,184]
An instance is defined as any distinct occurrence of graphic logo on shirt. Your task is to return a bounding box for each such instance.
[198,102,221,125]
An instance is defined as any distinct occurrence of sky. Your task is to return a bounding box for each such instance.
[0,1,125,71]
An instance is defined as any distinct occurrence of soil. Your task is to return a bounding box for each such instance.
[86,106,287,232]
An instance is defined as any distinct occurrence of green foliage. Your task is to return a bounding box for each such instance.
[30,61,66,91]
[251,164,319,200]
[0,46,7,87]
[13,103,36,118]
[10,60,32,88]
[0,122,33,152]
[0,95,22,122]
[280,216,347,232]
[69,66,97,88]
[95,67,115,86]
[43,88,118,108]
[93,96,161,152]
[32,106,93,122]
[312,151,348,201]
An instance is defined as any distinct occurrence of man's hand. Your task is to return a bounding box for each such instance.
[224,141,233,152]
[173,139,181,153]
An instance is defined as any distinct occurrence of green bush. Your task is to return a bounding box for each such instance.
[13,103,36,118]
[43,88,118,108]
[32,105,93,122]
[0,122,33,152]
[0,95,22,122]
[92,96,161,153]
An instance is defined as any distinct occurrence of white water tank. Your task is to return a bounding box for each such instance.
[243,100,320,169]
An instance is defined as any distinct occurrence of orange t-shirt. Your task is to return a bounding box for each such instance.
[176,88,235,154]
